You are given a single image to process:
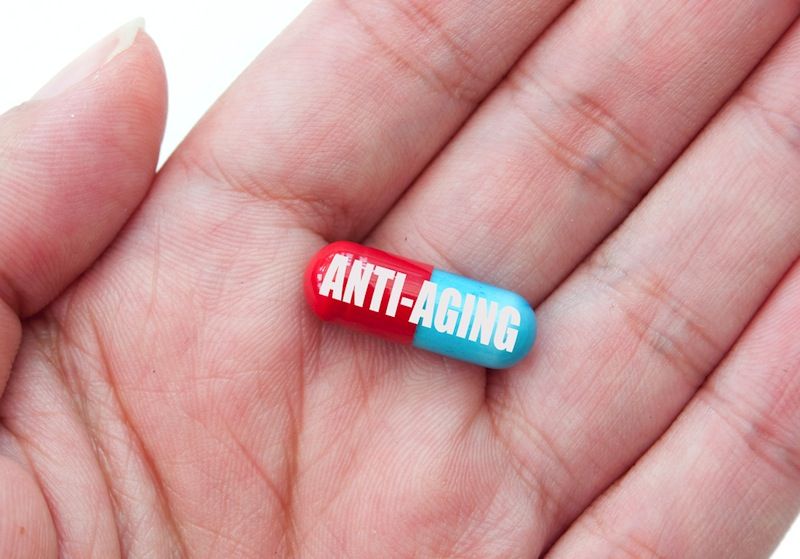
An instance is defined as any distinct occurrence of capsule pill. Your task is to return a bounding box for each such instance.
[305,242,537,369]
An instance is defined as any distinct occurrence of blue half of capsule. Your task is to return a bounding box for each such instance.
[412,269,537,369]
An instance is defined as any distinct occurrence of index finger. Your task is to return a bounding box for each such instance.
[164,0,577,241]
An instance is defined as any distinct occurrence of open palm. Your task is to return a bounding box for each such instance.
[2,2,800,557]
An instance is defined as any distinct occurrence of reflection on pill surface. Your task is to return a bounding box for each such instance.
[305,242,537,369]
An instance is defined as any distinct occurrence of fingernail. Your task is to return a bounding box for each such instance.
[32,18,145,101]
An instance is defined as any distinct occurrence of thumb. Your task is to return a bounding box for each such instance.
[0,18,167,319]
[0,19,167,558]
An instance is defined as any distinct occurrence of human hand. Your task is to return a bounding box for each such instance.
[1,2,800,557]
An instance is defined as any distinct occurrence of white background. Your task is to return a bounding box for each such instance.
[1,1,798,557]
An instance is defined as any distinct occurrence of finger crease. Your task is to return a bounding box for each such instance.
[583,508,669,559]
[176,148,344,243]
[336,0,486,105]
[507,66,658,207]
[698,386,800,483]
[737,91,800,155]
[584,250,724,391]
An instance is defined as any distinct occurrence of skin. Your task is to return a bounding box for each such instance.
[1,0,800,557]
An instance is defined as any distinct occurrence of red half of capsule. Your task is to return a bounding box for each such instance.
[305,241,433,345]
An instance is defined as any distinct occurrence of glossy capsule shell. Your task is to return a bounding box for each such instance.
[304,242,536,368]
